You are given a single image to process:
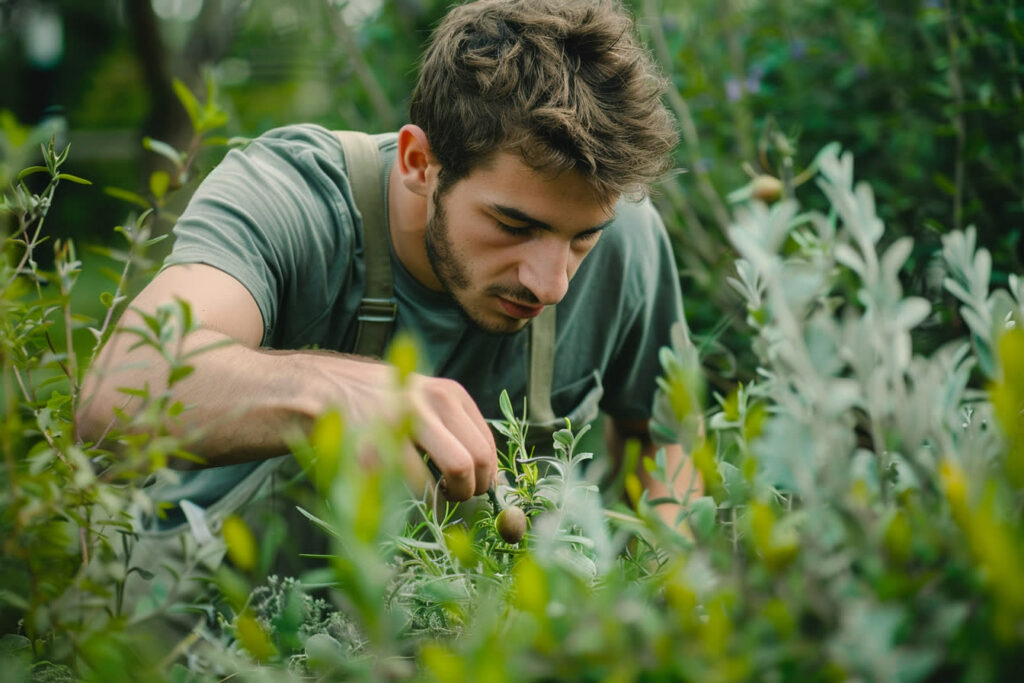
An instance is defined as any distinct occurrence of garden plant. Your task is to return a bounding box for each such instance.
[2,63,1024,679]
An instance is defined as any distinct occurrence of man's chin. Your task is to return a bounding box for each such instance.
[472,316,528,336]
[461,308,528,336]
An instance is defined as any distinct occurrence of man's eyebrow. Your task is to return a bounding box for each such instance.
[491,204,615,234]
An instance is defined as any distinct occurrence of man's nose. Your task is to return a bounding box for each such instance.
[519,240,571,306]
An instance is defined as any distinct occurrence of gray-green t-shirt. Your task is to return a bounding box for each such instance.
[156,123,686,513]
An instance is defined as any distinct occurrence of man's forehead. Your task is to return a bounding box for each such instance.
[462,152,617,227]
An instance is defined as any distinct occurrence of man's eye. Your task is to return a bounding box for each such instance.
[497,221,531,237]
[574,229,602,243]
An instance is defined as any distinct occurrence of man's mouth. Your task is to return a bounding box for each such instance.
[497,297,544,319]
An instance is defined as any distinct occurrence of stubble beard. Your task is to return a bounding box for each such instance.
[424,192,534,336]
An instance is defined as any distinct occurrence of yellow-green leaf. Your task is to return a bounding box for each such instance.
[223,515,257,571]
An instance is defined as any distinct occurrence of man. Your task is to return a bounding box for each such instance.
[78,0,698,536]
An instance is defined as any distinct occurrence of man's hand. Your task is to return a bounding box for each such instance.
[312,360,498,501]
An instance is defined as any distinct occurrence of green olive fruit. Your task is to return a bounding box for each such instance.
[751,174,783,203]
[496,505,527,544]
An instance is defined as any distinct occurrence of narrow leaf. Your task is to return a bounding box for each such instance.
[56,173,92,185]
[104,186,151,209]
[17,165,49,181]
[142,136,184,165]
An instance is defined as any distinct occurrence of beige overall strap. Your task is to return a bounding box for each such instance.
[527,305,557,424]
[334,130,395,358]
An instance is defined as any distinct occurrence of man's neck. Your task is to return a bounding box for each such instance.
[388,161,444,291]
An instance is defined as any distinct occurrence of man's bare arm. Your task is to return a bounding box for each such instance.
[606,417,703,528]
[77,264,496,501]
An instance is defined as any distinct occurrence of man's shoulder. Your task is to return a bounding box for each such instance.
[251,122,337,148]
[248,124,398,156]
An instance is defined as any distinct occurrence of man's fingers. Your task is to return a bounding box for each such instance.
[407,377,497,499]
[417,425,477,500]
[456,391,499,492]
[436,407,496,496]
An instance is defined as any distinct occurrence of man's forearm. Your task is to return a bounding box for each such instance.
[605,418,703,528]
[635,442,702,527]
[77,327,386,466]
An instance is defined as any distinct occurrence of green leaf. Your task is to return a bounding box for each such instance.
[100,291,114,307]
[0,590,30,610]
[933,172,957,197]
[499,389,514,423]
[687,496,717,538]
[295,506,343,539]
[305,633,346,674]
[172,78,202,130]
[17,165,49,181]
[56,173,91,185]
[149,170,170,200]
[176,297,193,332]
[126,566,155,581]
[720,461,750,505]
[167,364,195,387]
[172,449,205,465]
[104,186,151,209]
[142,136,183,165]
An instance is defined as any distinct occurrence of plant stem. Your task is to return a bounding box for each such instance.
[641,0,732,233]
[325,0,398,129]
[943,0,965,232]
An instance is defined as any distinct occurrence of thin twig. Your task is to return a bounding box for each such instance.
[325,0,399,129]
[641,0,732,232]
[79,523,89,566]
[943,0,966,232]
[159,617,206,670]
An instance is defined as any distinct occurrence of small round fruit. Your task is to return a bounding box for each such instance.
[496,506,527,544]
[751,174,783,203]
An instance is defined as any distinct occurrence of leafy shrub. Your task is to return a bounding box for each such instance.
[3,95,1024,682]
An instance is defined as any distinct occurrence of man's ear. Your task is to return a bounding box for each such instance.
[396,124,438,197]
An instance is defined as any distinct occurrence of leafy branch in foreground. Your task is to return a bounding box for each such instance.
[0,81,236,679]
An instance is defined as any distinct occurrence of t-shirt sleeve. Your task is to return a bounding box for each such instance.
[598,199,688,430]
[161,124,358,347]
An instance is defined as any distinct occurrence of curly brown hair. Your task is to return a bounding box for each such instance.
[409,0,679,202]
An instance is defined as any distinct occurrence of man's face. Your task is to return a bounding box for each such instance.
[423,151,616,335]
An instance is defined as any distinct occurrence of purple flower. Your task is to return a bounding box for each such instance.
[726,77,743,102]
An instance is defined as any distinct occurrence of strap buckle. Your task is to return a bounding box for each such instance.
[358,297,397,323]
